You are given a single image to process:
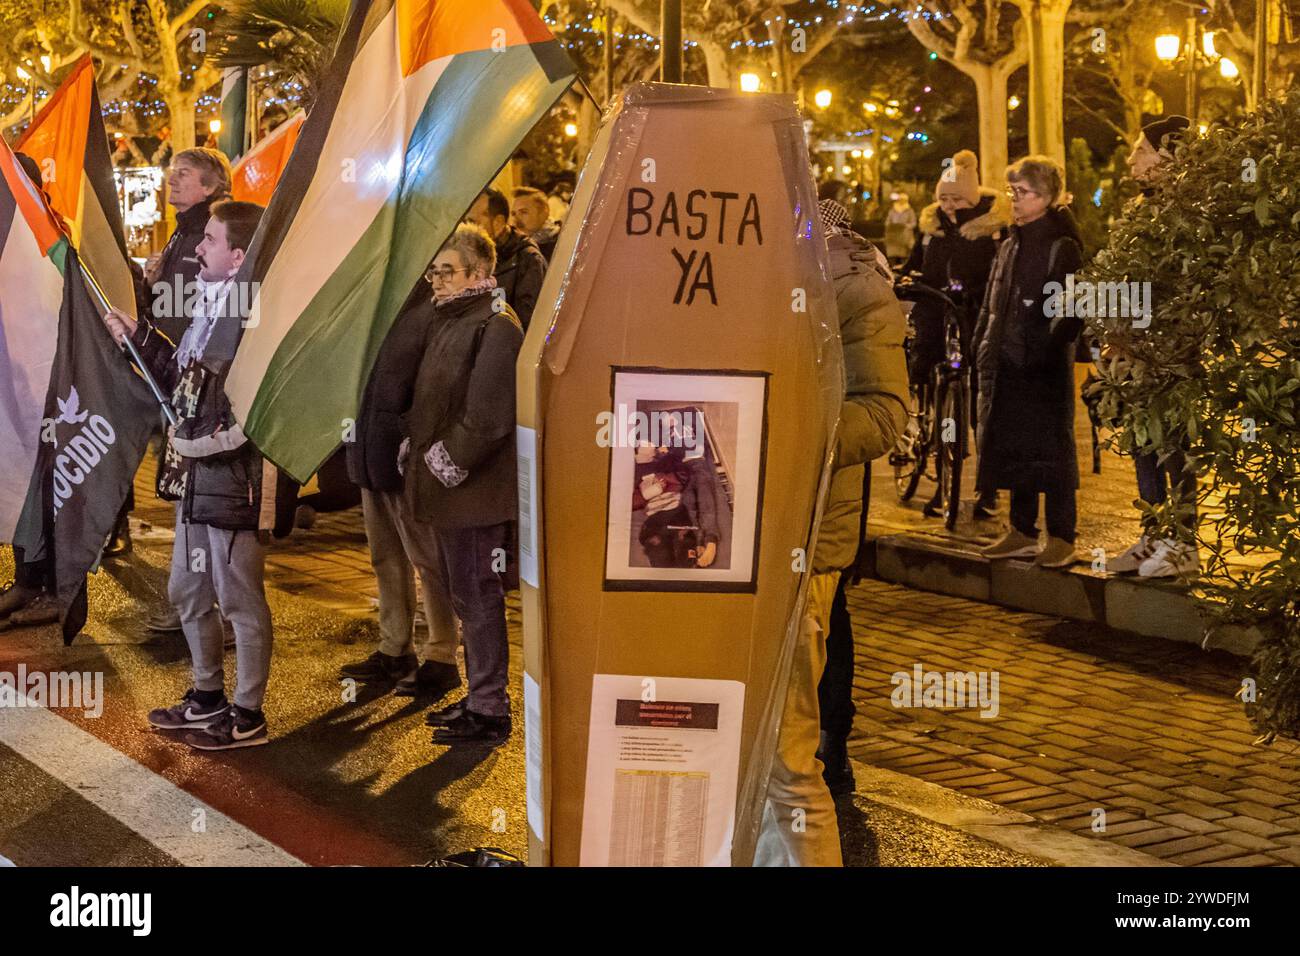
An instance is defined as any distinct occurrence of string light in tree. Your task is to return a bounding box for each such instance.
[542,2,948,52]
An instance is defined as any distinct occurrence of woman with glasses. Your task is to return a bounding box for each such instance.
[973,156,1085,569]
[399,224,524,746]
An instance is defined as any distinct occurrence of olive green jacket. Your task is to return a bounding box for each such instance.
[814,232,910,573]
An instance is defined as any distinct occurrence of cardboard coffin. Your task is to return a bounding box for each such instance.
[517,83,841,866]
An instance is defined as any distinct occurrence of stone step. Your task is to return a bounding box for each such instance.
[866,534,1260,657]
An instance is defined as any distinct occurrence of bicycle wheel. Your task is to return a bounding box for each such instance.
[937,377,965,529]
[893,385,927,501]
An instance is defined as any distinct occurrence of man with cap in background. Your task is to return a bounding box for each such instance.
[1105,115,1201,579]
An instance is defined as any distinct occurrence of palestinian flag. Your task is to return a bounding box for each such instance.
[217,0,576,482]
[231,111,305,206]
[14,54,137,320]
[3,136,157,642]
[13,247,158,643]
[0,137,66,545]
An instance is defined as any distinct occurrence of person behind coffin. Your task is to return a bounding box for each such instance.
[511,186,561,263]
[103,200,288,752]
[463,187,547,329]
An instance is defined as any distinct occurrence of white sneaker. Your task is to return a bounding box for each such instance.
[1137,539,1199,578]
[1107,535,1154,574]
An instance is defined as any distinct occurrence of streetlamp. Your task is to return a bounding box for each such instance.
[1219,57,1240,79]
[1155,34,1182,62]
[1153,17,1203,124]
[814,89,832,110]
[740,72,761,93]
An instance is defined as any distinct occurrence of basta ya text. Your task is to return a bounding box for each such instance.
[625,187,764,306]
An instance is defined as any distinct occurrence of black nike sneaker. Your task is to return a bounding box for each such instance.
[184,706,269,750]
[147,688,230,731]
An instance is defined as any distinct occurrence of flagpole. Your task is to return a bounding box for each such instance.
[78,263,179,427]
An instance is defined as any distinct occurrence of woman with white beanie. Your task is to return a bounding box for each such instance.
[902,149,1011,520]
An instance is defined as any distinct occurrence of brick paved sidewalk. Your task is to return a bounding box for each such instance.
[130,464,1300,866]
[846,578,1300,866]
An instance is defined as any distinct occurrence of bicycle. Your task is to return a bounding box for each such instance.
[888,277,973,530]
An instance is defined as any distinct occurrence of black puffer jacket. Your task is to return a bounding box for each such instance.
[973,206,1085,494]
[493,227,547,329]
[345,302,435,492]
[132,315,278,532]
[902,188,1010,375]
[141,198,224,343]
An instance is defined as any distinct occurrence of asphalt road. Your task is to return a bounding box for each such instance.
[0,537,1045,868]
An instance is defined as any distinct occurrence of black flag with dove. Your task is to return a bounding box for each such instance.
[14,250,158,642]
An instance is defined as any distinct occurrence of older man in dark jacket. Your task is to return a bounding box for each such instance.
[143,147,233,343]
[105,147,234,564]
[403,224,523,747]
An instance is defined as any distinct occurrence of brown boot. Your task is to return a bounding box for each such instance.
[981,528,1039,559]
[1034,537,1078,569]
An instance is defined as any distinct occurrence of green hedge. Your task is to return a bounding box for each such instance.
[1083,89,1300,742]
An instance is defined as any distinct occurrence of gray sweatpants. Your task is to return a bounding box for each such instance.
[169,505,273,711]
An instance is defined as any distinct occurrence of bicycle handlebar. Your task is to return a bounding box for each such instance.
[893,276,959,313]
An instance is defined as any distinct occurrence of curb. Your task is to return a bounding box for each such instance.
[866,534,1260,657]
[850,760,1175,867]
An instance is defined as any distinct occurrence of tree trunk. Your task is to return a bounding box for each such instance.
[767,18,788,93]
[1022,0,1070,167]
[970,64,1010,189]
[700,39,731,89]
[165,90,199,152]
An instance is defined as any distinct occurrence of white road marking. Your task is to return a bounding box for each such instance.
[0,692,304,867]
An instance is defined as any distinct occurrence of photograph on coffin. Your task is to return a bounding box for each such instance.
[602,369,767,591]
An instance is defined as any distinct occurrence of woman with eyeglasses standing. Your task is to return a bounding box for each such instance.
[973,156,1085,569]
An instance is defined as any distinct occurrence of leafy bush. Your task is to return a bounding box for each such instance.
[1083,88,1300,742]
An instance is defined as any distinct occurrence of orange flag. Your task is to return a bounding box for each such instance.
[15,55,136,319]
[231,111,305,206]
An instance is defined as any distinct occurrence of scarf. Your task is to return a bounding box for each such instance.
[433,275,498,306]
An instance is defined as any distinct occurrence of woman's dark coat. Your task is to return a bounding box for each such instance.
[973,206,1085,494]
[902,188,1010,378]
[402,288,523,529]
